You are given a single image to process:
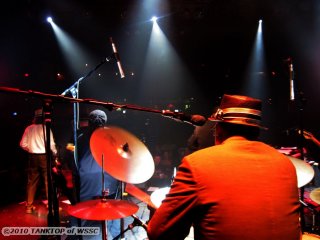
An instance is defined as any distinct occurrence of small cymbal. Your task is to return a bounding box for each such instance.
[287,156,314,188]
[90,126,155,184]
[310,188,320,205]
[67,199,139,220]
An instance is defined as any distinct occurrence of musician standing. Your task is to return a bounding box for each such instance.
[67,109,121,240]
[20,108,57,214]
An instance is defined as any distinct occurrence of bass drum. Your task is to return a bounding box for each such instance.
[303,233,320,239]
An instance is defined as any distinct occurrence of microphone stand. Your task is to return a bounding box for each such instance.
[288,59,308,232]
[61,57,111,179]
[43,100,61,238]
[61,58,115,235]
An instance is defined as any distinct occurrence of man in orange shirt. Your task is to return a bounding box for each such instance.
[147,94,301,240]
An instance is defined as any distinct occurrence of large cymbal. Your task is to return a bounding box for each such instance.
[287,156,314,188]
[67,199,139,220]
[310,188,320,204]
[90,126,155,184]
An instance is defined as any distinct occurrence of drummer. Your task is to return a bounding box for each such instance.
[147,94,302,240]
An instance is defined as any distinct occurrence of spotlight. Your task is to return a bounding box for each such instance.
[151,16,158,22]
[47,17,53,23]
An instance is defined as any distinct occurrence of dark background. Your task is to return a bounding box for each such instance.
[0,0,320,205]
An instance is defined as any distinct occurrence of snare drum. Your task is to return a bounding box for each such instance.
[302,233,320,239]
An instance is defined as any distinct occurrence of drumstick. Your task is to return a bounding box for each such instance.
[125,183,157,209]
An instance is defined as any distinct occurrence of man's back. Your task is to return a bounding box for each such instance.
[148,136,301,240]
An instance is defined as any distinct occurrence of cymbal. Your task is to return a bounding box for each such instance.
[287,156,314,188]
[310,188,320,204]
[90,126,155,184]
[67,199,139,220]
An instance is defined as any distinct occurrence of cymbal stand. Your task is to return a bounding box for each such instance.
[120,181,125,239]
[300,200,319,233]
[101,154,109,240]
[112,214,148,240]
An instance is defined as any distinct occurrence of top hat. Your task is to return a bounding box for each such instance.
[208,94,267,129]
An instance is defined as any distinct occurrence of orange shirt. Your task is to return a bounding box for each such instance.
[148,136,301,240]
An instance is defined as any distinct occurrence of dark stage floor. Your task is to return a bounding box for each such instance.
[0,195,150,240]
[0,186,320,240]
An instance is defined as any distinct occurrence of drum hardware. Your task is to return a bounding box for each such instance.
[90,126,155,238]
[67,153,139,240]
[112,214,148,240]
[125,183,157,209]
[300,199,320,233]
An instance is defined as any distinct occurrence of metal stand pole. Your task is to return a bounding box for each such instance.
[43,100,60,238]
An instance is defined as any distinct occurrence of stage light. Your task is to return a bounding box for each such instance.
[258,19,263,33]
[151,16,158,22]
[47,17,53,23]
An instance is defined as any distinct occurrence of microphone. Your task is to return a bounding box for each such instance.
[110,37,125,78]
[288,57,295,101]
[131,214,148,230]
[162,110,207,126]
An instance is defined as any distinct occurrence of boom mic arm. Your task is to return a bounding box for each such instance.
[162,110,207,126]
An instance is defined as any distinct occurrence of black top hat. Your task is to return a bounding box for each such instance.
[208,94,267,129]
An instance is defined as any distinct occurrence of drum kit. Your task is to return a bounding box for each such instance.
[282,155,320,238]
[67,127,320,240]
[67,126,155,240]
[67,125,197,239]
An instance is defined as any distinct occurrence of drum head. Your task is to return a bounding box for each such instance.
[303,233,320,240]
[150,187,170,208]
